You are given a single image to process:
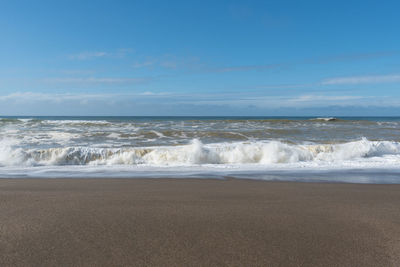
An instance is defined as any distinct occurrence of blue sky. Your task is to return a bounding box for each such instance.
[1,0,400,116]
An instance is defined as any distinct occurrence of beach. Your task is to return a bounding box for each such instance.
[1,178,399,266]
[3,0,400,264]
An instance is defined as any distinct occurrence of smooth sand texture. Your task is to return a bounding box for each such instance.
[0,179,399,266]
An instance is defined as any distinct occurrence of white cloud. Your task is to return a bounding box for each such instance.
[0,92,106,102]
[131,55,201,70]
[159,61,178,69]
[43,77,148,84]
[68,51,108,60]
[1,92,399,110]
[68,48,133,60]
[133,60,155,68]
[213,64,281,73]
[139,91,169,96]
[322,74,400,85]
[287,95,363,102]
[0,92,171,103]
[59,69,96,75]
[181,94,372,108]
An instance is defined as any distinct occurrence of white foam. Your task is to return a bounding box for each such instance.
[1,138,400,168]
[17,118,34,122]
[151,130,166,138]
[42,120,110,125]
[107,133,121,139]
[314,117,337,121]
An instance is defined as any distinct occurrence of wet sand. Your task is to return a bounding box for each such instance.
[0,178,399,266]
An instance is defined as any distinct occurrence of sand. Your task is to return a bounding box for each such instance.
[0,178,399,266]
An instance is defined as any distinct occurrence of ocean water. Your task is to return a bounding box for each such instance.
[1,116,400,183]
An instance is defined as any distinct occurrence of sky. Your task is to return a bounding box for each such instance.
[1,0,400,116]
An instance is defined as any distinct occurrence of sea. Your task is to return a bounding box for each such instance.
[1,116,400,183]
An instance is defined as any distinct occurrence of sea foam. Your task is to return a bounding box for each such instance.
[1,138,400,167]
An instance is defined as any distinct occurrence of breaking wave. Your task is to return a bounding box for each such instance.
[1,138,400,167]
[312,117,338,122]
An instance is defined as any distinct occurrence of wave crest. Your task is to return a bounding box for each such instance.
[1,138,400,167]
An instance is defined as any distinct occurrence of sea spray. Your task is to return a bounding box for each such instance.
[1,138,400,167]
[2,117,400,181]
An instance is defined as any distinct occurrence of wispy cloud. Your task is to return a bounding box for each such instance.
[213,64,282,73]
[68,51,108,60]
[0,91,170,102]
[132,55,201,70]
[305,51,398,64]
[2,92,400,116]
[133,60,155,68]
[114,48,134,58]
[43,77,149,84]
[59,69,96,75]
[68,48,133,60]
[159,61,179,69]
[204,51,398,74]
[254,83,313,89]
[285,95,363,103]
[139,91,169,96]
[322,74,400,85]
[187,94,369,108]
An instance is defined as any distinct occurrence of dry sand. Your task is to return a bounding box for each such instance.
[0,178,399,266]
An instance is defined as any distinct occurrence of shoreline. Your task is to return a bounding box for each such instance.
[1,175,400,184]
[1,178,399,266]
